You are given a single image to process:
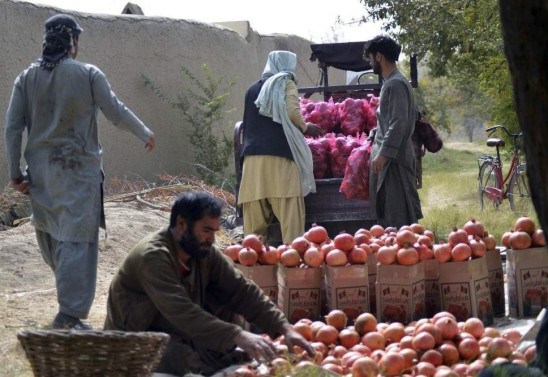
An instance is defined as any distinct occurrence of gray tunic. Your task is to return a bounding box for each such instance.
[369,69,423,227]
[5,58,153,242]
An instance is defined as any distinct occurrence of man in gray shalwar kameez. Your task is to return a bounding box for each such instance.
[364,35,423,228]
[4,14,156,329]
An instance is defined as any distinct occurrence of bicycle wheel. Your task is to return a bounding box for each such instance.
[479,160,500,210]
[508,163,533,214]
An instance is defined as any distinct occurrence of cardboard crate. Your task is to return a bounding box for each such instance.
[368,253,377,316]
[506,247,548,318]
[277,265,322,323]
[325,264,369,321]
[424,259,441,318]
[376,262,425,324]
[235,264,278,303]
[486,248,505,317]
[439,256,493,325]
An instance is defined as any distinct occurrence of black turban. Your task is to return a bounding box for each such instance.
[39,14,83,70]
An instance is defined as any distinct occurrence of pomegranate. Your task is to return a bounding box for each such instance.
[469,237,487,258]
[501,328,522,344]
[303,247,324,267]
[321,363,344,374]
[524,345,536,362]
[415,323,442,346]
[351,344,372,356]
[334,232,355,252]
[532,229,546,247]
[417,234,434,248]
[223,244,242,262]
[354,313,377,336]
[237,247,258,266]
[378,352,406,377]
[354,232,371,246]
[351,356,378,377]
[458,337,480,360]
[416,361,437,377]
[361,331,385,351]
[316,325,339,346]
[410,222,425,234]
[482,232,497,250]
[396,229,418,247]
[416,242,435,260]
[339,328,361,349]
[270,358,291,375]
[508,231,532,250]
[258,245,279,265]
[514,216,536,234]
[382,323,406,345]
[488,337,512,358]
[320,242,335,258]
[279,248,301,267]
[424,229,436,241]
[370,224,385,238]
[420,349,443,367]
[448,228,469,247]
[463,218,485,237]
[412,331,436,351]
[241,234,263,253]
[325,248,348,266]
[325,309,347,331]
[434,243,452,262]
[501,231,513,248]
[307,224,328,244]
[463,318,484,339]
[291,236,310,256]
[451,243,472,261]
[397,246,419,265]
[293,322,313,341]
[435,317,459,340]
[377,245,398,265]
[437,343,460,366]
[348,246,368,264]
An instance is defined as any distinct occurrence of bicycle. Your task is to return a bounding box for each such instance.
[478,125,532,213]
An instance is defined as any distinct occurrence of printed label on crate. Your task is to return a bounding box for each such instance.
[333,286,369,320]
[262,286,278,303]
[519,267,548,317]
[425,279,441,317]
[474,277,493,324]
[488,267,505,315]
[378,284,413,323]
[287,288,321,323]
[412,280,426,320]
[440,282,472,322]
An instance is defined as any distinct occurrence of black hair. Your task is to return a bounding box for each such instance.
[364,35,402,63]
[169,191,223,228]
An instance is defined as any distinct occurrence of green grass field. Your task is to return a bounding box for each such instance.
[419,142,537,243]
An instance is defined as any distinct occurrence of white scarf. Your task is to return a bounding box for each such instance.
[254,51,316,196]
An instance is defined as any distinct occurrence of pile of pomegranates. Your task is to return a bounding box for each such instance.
[501,216,545,250]
[232,309,536,377]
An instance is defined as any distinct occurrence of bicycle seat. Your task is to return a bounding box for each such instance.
[487,138,505,147]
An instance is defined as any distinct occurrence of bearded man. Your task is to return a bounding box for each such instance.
[104,191,312,376]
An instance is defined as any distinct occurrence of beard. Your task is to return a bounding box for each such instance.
[178,226,212,260]
[372,60,381,75]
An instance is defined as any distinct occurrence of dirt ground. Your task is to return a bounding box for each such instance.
[0,198,220,376]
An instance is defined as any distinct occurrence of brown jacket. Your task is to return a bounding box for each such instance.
[104,227,287,352]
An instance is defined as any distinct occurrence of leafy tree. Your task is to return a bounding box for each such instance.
[143,64,237,187]
[359,0,518,136]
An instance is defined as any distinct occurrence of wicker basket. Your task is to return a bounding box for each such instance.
[17,330,170,377]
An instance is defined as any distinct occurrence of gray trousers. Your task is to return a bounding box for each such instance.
[35,229,98,319]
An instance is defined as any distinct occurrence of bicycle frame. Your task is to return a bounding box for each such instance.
[480,125,523,206]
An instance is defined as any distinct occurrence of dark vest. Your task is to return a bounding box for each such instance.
[240,79,294,161]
